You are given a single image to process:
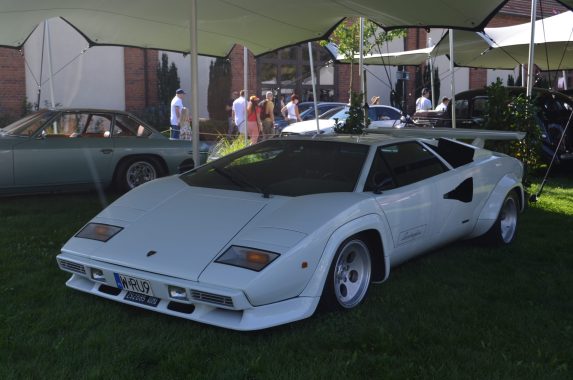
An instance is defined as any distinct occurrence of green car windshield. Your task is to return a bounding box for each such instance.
[0,110,57,137]
[181,139,369,197]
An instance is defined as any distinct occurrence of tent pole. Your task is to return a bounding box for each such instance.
[449,29,457,128]
[526,0,537,97]
[359,17,365,97]
[190,0,200,167]
[307,42,320,134]
[45,19,56,109]
[428,37,435,110]
[244,46,248,144]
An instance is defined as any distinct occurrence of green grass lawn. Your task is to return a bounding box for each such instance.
[1,177,572,379]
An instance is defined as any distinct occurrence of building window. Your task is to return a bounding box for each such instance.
[257,42,337,111]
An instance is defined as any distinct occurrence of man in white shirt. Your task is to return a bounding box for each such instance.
[232,90,246,134]
[170,88,186,139]
[415,88,432,111]
[435,97,449,112]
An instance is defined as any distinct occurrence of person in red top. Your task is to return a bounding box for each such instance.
[247,95,262,143]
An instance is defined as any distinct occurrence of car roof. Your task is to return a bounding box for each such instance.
[456,86,564,99]
[277,133,412,146]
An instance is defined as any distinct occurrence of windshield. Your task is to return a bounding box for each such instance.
[327,107,352,121]
[319,106,347,120]
[0,110,57,137]
[181,139,369,196]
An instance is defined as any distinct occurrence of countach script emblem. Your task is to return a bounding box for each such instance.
[146,250,157,257]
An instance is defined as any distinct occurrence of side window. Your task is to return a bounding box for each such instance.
[380,142,448,187]
[472,97,488,118]
[114,115,151,137]
[367,108,377,121]
[83,114,112,137]
[364,149,395,192]
[455,99,469,119]
[44,113,85,137]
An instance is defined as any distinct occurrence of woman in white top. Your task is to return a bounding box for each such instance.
[281,94,302,124]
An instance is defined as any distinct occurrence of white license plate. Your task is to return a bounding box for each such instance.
[114,273,154,296]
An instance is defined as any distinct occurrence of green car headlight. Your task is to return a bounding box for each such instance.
[76,223,123,242]
[216,246,279,272]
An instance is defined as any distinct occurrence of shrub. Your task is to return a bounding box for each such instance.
[334,92,369,134]
[207,136,249,162]
[482,79,541,183]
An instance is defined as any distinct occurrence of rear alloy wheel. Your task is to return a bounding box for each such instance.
[116,157,162,192]
[321,238,372,310]
[484,192,519,245]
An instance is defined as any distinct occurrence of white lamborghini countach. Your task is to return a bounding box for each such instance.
[57,129,525,330]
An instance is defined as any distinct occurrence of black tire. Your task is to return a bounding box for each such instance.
[320,237,372,311]
[482,191,519,245]
[115,156,164,193]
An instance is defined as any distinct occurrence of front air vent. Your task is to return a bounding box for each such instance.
[59,259,86,274]
[191,290,234,307]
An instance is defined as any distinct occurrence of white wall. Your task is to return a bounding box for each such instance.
[364,37,402,106]
[163,52,214,118]
[24,18,125,110]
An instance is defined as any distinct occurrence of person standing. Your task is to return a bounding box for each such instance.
[179,107,192,140]
[170,88,186,139]
[281,94,301,124]
[435,97,450,112]
[415,88,432,111]
[247,95,262,143]
[259,91,275,140]
[226,91,239,137]
[232,90,246,135]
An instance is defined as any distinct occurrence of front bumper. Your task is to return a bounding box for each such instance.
[57,253,318,331]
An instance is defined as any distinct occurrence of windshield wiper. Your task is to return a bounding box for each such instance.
[212,167,271,198]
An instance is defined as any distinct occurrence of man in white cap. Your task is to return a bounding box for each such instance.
[170,88,186,139]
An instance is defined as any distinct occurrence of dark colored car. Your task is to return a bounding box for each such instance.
[274,102,347,133]
[412,87,573,164]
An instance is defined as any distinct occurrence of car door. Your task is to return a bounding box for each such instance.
[365,142,449,264]
[13,111,115,186]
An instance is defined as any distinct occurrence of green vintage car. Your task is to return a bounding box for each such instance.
[0,109,206,195]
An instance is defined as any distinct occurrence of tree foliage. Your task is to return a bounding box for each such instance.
[320,18,406,94]
[482,79,541,182]
[157,53,181,107]
[207,58,232,120]
[334,92,369,134]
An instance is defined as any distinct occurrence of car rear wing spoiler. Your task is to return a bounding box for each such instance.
[366,128,526,148]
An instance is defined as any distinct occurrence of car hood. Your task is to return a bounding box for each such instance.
[65,177,371,282]
[281,119,336,134]
[72,179,268,281]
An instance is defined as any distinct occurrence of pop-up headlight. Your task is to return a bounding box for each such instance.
[216,246,279,272]
[76,223,123,242]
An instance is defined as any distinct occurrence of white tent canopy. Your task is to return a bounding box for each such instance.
[340,11,573,71]
[0,0,511,57]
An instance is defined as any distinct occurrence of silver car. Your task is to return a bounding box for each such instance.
[0,109,205,195]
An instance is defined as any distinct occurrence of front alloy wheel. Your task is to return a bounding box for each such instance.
[322,238,372,310]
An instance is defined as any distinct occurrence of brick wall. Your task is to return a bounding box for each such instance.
[405,28,428,114]
[229,45,257,97]
[337,64,361,103]
[0,48,26,120]
[468,68,489,90]
[124,48,159,113]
